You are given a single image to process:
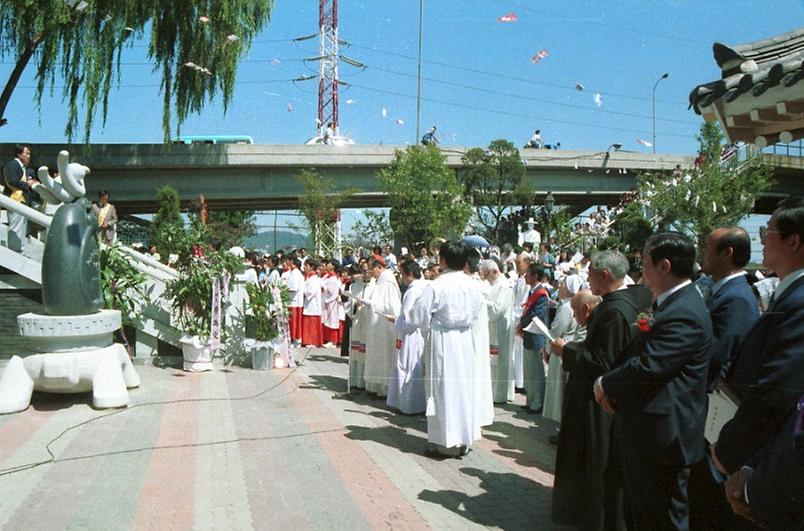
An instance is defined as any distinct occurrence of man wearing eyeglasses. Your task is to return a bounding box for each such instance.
[712,196,804,528]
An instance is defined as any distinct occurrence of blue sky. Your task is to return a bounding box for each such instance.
[0,0,795,257]
[3,0,800,152]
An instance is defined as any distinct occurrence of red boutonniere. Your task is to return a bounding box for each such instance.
[636,311,654,333]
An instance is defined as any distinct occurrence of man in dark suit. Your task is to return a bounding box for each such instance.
[517,262,550,413]
[3,144,33,252]
[689,226,761,529]
[712,196,804,525]
[595,232,712,529]
[549,250,652,530]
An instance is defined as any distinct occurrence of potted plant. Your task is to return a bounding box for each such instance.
[99,243,147,356]
[165,230,240,371]
[244,282,292,370]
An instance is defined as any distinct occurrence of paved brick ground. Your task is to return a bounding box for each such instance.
[0,348,573,530]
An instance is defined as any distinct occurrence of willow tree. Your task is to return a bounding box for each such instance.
[0,0,273,141]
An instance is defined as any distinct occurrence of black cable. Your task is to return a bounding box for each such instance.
[0,345,315,479]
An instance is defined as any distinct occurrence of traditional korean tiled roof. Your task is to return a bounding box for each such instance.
[689,28,804,114]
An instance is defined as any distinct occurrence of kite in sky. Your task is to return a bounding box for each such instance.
[531,50,549,64]
[497,12,518,22]
[636,138,653,147]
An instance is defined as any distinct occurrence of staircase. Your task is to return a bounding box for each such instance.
[0,194,183,359]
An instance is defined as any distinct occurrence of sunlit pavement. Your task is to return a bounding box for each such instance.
[0,348,571,530]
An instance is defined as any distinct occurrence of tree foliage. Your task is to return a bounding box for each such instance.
[611,202,654,252]
[189,207,257,250]
[459,139,531,243]
[149,185,183,262]
[346,209,393,250]
[378,145,472,251]
[636,122,773,245]
[0,0,274,141]
[296,169,354,257]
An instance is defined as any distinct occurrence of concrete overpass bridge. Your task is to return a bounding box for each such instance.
[2,143,800,215]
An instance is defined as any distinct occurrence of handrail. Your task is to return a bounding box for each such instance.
[0,193,53,228]
[117,245,179,280]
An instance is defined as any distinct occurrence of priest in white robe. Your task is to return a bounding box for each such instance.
[348,270,372,389]
[542,274,583,422]
[387,260,428,414]
[363,258,401,397]
[481,259,516,404]
[511,253,532,389]
[410,241,483,457]
[467,249,494,428]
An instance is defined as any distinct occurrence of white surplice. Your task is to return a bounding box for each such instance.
[410,270,483,449]
[488,274,515,403]
[387,278,428,414]
[542,299,577,422]
[364,270,401,396]
[349,279,371,388]
[302,274,322,316]
[511,274,529,388]
[471,276,494,427]
[282,267,305,308]
[321,273,341,330]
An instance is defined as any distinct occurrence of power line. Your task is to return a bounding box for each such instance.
[362,63,698,126]
[345,81,695,139]
[346,42,688,107]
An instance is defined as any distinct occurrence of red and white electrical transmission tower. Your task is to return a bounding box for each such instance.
[295,0,362,143]
[317,0,339,139]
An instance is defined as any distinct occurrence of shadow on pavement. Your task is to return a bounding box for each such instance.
[299,374,348,393]
[418,467,555,530]
[30,391,94,411]
[306,354,348,365]
[344,424,427,455]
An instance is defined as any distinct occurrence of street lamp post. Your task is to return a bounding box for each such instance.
[415,0,424,143]
[543,191,555,249]
[652,73,669,154]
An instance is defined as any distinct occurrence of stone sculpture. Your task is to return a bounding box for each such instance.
[0,151,139,414]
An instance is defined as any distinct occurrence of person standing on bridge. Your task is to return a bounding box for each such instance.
[91,190,118,245]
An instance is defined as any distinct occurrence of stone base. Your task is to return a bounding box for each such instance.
[0,343,140,414]
[17,310,122,352]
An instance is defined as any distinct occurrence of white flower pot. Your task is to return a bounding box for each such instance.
[180,335,215,372]
[244,339,274,370]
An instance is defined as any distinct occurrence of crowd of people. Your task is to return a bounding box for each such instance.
[239,197,802,530]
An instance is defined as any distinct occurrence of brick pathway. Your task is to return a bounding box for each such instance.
[0,348,572,530]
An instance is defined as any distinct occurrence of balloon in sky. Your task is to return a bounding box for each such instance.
[497,12,518,22]
[531,50,549,64]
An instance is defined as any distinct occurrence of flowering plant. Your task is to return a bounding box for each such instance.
[635,311,654,333]
[245,282,291,342]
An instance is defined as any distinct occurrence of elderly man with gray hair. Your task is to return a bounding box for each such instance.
[547,250,653,529]
[480,258,516,403]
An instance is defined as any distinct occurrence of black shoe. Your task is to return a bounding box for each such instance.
[548,434,560,445]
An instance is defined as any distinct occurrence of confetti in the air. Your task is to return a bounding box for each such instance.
[199,15,210,24]
[594,93,602,107]
[381,107,388,118]
[636,139,653,147]
[74,1,88,12]
[395,119,405,125]
[184,62,198,69]
[102,14,112,23]
[497,12,518,22]
[287,103,293,112]
[575,83,585,91]
[346,99,354,104]
[270,58,281,65]
[531,49,549,64]
[226,34,239,43]
[124,27,134,32]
